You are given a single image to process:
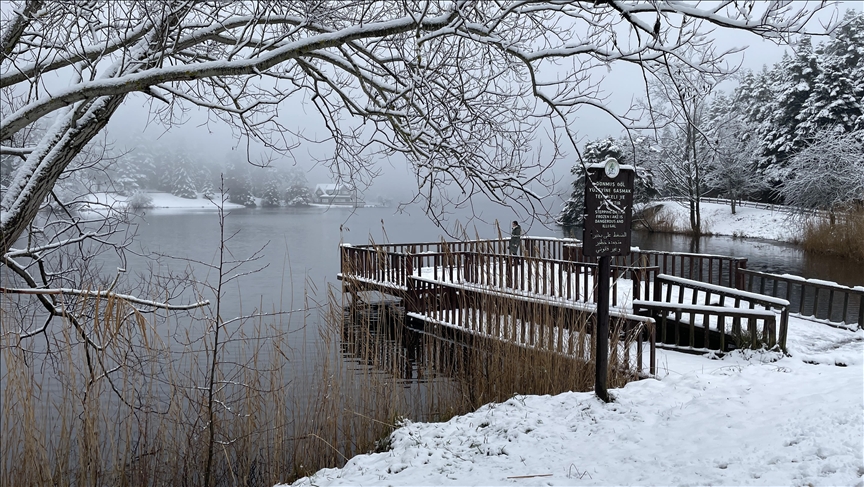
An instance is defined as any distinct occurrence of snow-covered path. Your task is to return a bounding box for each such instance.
[288,319,863,486]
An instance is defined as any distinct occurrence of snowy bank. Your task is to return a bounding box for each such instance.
[648,199,801,242]
[81,192,245,210]
[287,318,863,486]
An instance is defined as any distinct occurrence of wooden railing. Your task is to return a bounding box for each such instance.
[739,269,863,329]
[406,276,656,376]
[634,301,777,353]
[343,236,580,261]
[652,274,790,349]
[341,244,659,306]
[461,252,658,306]
[341,238,857,335]
[568,245,749,289]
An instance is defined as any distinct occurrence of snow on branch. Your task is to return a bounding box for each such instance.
[0,286,210,310]
[0,0,838,257]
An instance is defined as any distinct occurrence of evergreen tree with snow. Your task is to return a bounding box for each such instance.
[761,36,820,180]
[261,171,282,207]
[120,134,160,190]
[171,163,198,199]
[113,160,140,195]
[283,167,312,206]
[797,10,864,139]
[224,158,256,207]
[558,138,626,226]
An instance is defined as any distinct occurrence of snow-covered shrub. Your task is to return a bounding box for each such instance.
[284,184,312,207]
[127,192,153,210]
[261,178,282,207]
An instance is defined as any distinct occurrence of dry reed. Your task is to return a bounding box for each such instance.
[800,209,864,262]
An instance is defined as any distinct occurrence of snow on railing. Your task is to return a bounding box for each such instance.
[739,268,864,329]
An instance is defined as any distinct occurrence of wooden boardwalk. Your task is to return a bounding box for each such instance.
[339,237,864,376]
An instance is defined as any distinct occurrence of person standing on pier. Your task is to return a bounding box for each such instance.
[509,220,523,255]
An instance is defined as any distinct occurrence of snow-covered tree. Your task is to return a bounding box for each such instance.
[640,56,728,234]
[729,10,863,186]
[261,172,282,207]
[224,158,256,207]
[167,155,198,199]
[778,130,864,222]
[704,134,766,214]
[702,94,768,213]
[796,10,864,139]
[1,1,836,257]
[559,138,625,226]
[761,37,820,180]
[283,168,312,207]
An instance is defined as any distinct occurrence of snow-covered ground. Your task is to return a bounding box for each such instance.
[288,317,863,486]
[650,199,801,242]
[81,192,246,210]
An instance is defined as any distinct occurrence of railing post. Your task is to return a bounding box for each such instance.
[734,259,747,290]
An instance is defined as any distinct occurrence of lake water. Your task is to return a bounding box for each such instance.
[122,204,863,372]
[129,205,863,319]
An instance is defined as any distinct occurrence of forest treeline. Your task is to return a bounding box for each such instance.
[560,10,863,231]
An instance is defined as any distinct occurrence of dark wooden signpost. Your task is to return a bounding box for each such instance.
[582,158,635,402]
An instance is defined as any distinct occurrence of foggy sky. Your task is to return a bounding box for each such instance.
[103,2,857,215]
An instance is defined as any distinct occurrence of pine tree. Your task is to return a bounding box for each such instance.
[157,151,197,199]
[171,165,197,199]
[261,174,282,207]
[558,138,626,226]
[114,159,140,195]
[225,158,256,207]
[283,167,312,206]
[123,134,160,190]
[797,10,864,139]
[762,37,820,180]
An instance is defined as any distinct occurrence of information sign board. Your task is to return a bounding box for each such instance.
[582,159,635,257]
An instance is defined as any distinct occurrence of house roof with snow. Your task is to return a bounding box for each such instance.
[314,183,353,195]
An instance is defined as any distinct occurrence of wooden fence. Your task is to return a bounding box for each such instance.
[342,244,659,306]
[405,275,656,377]
[634,300,777,353]
[740,268,863,329]
[567,246,749,289]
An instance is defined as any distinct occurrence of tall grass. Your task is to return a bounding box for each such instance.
[638,205,683,234]
[800,209,864,262]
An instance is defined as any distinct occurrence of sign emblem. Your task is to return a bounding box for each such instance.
[604,157,620,179]
[583,158,634,257]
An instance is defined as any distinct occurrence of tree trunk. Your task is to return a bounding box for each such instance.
[1,94,126,255]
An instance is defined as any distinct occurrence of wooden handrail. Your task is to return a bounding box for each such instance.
[633,299,778,353]
[407,275,655,376]
[739,268,863,329]
[653,274,789,350]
